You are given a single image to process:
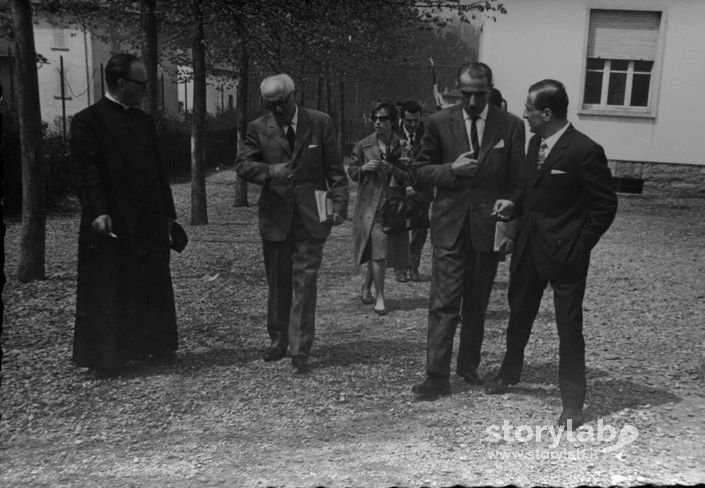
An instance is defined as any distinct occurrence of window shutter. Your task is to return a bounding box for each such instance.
[587,10,661,61]
[53,28,67,49]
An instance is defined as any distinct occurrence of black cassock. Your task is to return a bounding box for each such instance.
[70,97,178,369]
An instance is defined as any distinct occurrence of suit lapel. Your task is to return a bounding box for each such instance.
[266,115,291,156]
[532,125,575,185]
[450,106,470,154]
[291,108,312,163]
[476,106,504,166]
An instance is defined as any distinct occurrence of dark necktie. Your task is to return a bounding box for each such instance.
[537,142,549,170]
[286,125,295,151]
[409,132,414,147]
[470,116,480,158]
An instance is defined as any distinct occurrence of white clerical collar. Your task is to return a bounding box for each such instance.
[105,91,130,111]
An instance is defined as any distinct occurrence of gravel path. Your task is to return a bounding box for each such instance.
[1,168,704,487]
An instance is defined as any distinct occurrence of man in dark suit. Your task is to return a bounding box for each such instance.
[485,79,618,428]
[71,53,180,378]
[412,62,525,399]
[236,73,349,374]
[394,99,430,283]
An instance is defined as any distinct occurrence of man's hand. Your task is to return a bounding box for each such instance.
[492,199,515,220]
[92,214,112,235]
[329,213,345,226]
[268,162,293,180]
[450,152,479,178]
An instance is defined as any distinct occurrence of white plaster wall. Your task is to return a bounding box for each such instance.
[34,19,94,127]
[479,0,705,166]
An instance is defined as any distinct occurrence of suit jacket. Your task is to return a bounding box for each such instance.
[415,104,525,251]
[512,125,618,279]
[235,107,349,242]
[394,123,425,158]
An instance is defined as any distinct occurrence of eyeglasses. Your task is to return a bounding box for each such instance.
[123,78,148,88]
[264,98,289,111]
[370,115,391,122]
[460,89,488,99]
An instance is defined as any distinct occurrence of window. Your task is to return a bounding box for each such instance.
[582,9,662,116]
[52,28,69,51]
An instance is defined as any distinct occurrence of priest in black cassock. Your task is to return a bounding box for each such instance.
[70,53,179,378]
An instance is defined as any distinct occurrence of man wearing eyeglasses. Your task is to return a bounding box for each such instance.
[70,53,180,378]
[412,62,526,400]
[236,74,348,374]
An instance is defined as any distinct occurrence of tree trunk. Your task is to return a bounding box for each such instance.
[140,0,159,118]
[190,0,208,224]
[337,77,345,158]
[11,0,46,282]
[316,68,323,111]
[325,62,332,115]
[233,45,248,207]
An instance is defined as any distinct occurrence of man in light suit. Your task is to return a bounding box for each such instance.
[235,74,348,374]
[412,62,526,399]
[485,80,618,428]
[394,99,430,283]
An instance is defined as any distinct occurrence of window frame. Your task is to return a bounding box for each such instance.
[578,5,667,119]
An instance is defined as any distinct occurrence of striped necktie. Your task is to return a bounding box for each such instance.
[537,142,548,170]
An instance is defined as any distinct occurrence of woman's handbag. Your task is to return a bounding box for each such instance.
[382,193,430,234]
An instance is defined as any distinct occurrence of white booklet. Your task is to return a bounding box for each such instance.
[494,221,509,252]
[314,190,334,223]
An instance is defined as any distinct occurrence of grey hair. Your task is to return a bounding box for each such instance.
[260,74,295,97]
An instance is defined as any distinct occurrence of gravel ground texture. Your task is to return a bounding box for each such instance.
[1,167,704,487]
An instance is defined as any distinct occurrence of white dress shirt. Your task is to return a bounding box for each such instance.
[463,104,489,154]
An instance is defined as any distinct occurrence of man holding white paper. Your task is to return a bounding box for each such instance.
[235,74,348,374]
[412,62,526,400]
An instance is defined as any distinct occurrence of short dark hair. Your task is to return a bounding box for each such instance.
[529,79,568,118]
[105,53,141,90]
[457,62,493,87]
[489,88,504,108]
[370,98,398,125]
[400,99,422,117]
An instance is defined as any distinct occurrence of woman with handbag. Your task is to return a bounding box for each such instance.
[348,98,412,315]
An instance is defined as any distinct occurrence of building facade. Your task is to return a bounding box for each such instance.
[478,0,705,196]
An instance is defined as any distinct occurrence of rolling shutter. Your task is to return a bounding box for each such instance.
[587,10,661,61]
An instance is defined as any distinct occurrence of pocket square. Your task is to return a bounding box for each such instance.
[308,144,319,149]
[551,169,567,175]
[492,140,505,150]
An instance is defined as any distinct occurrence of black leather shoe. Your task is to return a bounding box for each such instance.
[458,369,483,385]
[484,376,511,394]
[291,354,311,374]
[558,408,585,429]
[412,377,450,401]
[409,269,427,282]
[263,346,287,362]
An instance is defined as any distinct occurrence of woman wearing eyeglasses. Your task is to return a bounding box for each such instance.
[348,98,412,315]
